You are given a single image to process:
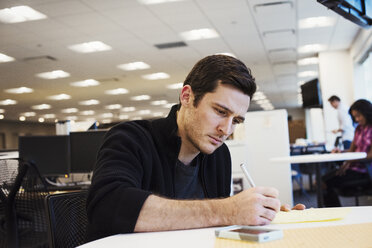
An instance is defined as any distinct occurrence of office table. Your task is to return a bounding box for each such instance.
[271,152,367,207]
[78,206,372,248]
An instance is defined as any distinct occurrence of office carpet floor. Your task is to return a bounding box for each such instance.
[293,189,372,208]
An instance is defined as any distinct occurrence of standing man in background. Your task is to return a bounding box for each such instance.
[328,95,355,150]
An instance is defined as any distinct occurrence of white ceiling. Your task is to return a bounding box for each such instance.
[0,0,361,123]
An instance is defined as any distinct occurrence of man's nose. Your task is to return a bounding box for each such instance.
[218,118,233,136]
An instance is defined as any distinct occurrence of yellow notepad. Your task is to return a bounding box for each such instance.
[272,207,351,224]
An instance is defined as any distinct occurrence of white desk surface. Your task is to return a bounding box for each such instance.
[79,206,372,248]
[270,152,366,164]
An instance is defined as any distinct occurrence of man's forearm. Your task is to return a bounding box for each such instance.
[134,194,232,232]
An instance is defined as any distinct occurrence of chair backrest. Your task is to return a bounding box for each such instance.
[304,144,327,154]
[45,190,88,248]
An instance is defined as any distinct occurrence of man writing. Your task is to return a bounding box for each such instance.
[86,55,304,241]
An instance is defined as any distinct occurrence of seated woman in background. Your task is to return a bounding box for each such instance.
[322,99,372,207]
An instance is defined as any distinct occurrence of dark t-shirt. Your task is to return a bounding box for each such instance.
[174,158,205,199]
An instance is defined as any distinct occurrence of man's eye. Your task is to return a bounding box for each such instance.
[216,109,226,115]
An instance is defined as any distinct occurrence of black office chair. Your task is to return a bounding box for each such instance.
[335,162,372,206]
[290,146,309,197]
[0,159,49,248]
[45,190,88,248]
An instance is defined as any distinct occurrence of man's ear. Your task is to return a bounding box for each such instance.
[179,85,194,106]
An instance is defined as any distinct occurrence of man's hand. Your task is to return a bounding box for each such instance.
[280,203,306,212]
[226,187,281,226]
[336,161,350,176]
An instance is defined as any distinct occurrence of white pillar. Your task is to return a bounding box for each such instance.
[318,50,354,149]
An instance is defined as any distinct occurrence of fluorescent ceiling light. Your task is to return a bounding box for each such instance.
[80,110,95,115]
[298,16,336,29]
[117,62,150,71]
[0,6,47,23]
[38,117,45,123]
[215,52,236,58]
[32,104,51,110]
[68,41,112,53]
[0,99,17,105]
[130,95,151,101]
[36,70,70,79]
[47,93,71,100]
[298,44,326,54]
[79,99,100,105]
[61,108,78,113]
[21,112,36,117]
[138,110,151,115]
[138,0,184,5]
[252,91,267,101]
[19,116,26,121]
[101,119,112,124]
[297,81,305,86]
[0,109,4,113]
[151,100,168,105]
[4,87,33,94]
[153,112,165,117]
[70,79,100,87]
[101,113,114,118]
[167,82,183,89]
[142,72,170,80]
[0,53,15,63]
[105,104,122,110]
[0,115,4,120]
[122,106,136,112]
[105,88,128,95]
[180,28,219,41]
[66,116,78,121]
[130,116,143,121]
[43,114,56,119]
[163,103,176,108]
[119,114,129,120]
[297,57,319,66]
[298,71,318,78]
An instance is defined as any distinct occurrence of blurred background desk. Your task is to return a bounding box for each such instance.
[271,152,367,207]
[78,206,372,248]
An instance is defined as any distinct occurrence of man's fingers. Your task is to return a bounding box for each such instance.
[292,203,306,210]
[254,186,279,199]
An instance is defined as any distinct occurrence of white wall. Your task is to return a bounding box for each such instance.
[305,108,326,145]
[227,109,293,206]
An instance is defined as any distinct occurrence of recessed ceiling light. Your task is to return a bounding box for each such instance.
[104,88,129,95]
[66,116,78,121]
[31,104,51,110]
[142,72,170,80]
[180,28,219,41]
[0,6,47,24]
[298,71,318,78]
[19,116,26,121]
[4,86,33,94]
[61,108,78,113]
[43,114,56,119]
[79,99,100,105]
[0,114,4,120]
[0,53,15,63]
[105,104,122,110]
[101,119,112,124]
[153,112,165,117]
[130,95,151,101]
[163,103,176,108]
[0,99,17,105]
[298,16,336,29]
[0,109,4,113]
[47,93,71,100]
[298,44,326,54]
[80,110,95,115]
[68,41,112,53]
[151,100,168,105]
[119,114,129,120]
[101,113,114,118]
[38,117,45,123]
[122,106,136,112]
[166,82,183,89]
[70,79,100,87]
[252,91,267,101]
[36,70,70,79]
[138,0,184,5]
[20,112,36,117]
[130,116,143,120]
[117,62,150,71]
[297,57,319,66]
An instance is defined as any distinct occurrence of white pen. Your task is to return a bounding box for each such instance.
[240,163,256,188]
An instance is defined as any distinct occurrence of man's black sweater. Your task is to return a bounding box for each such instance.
[86,105,232,241]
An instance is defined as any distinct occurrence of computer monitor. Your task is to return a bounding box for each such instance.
[18,135,71,176]
[69,130,107,173]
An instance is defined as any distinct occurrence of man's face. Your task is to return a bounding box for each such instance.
[182,83,250,155]
[330,100,339,109]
